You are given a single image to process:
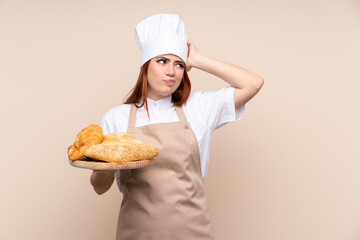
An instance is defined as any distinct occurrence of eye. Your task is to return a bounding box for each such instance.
[177,63,185,69]
[157,59,166,64]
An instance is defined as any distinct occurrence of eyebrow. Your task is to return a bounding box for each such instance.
[157,56,185,65]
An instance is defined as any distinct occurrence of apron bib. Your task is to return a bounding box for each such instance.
[116,104,214,240]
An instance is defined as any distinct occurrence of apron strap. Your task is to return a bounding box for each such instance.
[128,104,138,129]
[175,105,188,123]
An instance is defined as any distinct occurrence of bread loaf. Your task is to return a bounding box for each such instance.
[84,133,159,163]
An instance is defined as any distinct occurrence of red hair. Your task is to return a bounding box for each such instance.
[123,60,191,116]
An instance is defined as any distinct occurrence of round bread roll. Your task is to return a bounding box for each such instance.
[68,124,104,160]
[84,133,159,163]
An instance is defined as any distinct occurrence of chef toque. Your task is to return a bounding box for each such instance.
[135,14,188,67]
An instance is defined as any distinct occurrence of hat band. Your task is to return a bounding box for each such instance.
[140,35,188,66]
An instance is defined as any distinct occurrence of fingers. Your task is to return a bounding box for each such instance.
[187,40,200,71]
[186,41,193,71]
[187,41,195,53]
[187,41,191,57]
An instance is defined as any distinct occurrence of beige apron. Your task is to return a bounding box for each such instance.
[116,104,214,240]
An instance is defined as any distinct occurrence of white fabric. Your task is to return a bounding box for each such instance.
[135,14,188,66]
[100,86,245,184]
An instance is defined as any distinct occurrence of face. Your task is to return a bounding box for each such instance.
[146,54,185,100]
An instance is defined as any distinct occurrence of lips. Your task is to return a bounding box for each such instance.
[163,79,176,85]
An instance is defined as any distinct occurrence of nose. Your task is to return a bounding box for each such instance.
[166,64,175,77]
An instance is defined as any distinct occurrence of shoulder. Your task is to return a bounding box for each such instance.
[102,104,131,120]
[183,87,243,131]
[186,86,234,101]
[184,86,235,109]
[100,104,132,134]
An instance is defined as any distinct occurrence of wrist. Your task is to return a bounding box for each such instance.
[190,51,204,69]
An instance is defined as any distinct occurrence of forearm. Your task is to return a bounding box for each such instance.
[90,170,115,195]
[191,52,263,90]
[187,43,264,109]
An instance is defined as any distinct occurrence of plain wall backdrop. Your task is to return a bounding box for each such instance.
[1,0,359,239]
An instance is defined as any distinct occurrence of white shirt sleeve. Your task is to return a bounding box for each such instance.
[100,115,111,135]
[191,86,245,132]
[99,105,130,135]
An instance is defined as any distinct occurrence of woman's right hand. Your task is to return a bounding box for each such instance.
[90,170,116,195]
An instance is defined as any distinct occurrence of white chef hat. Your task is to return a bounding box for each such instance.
[135,14,188,67]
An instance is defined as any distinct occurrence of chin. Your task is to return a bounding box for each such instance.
[160,92,174,98]
[160,88,176,96]
[149,87,178,100]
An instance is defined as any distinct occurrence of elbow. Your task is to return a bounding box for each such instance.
[255,76,264,91]
[94,187,107,195]
[92,183,112,195]
[90,175,111,195]
[245,76,263,93]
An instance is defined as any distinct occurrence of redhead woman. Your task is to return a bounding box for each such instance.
[90,14,264,240]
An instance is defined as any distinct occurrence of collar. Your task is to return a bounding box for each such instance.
[147,95,173,108]
[137,95,174,110]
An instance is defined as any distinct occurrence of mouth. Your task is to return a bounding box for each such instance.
[163,79,176,85]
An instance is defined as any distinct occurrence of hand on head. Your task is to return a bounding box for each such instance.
[186,41,199,72]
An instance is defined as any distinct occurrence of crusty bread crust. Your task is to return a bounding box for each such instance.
[84,133,159,163]
[67,124,104,160]
[102,132,142,144]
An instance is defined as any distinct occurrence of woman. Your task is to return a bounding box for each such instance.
[90,14,263,240]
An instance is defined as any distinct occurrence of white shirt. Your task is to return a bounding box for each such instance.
[100,86,245,184]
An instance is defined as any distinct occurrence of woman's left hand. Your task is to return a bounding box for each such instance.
[186,41,199,72]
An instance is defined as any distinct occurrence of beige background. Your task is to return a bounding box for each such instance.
[1,0,359,239]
